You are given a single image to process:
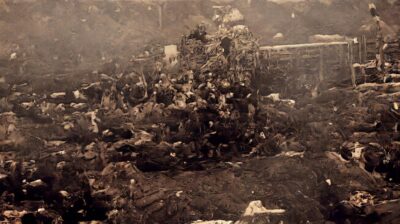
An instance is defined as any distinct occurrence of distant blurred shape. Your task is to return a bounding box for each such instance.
[223,8,244,24]
[9,53,17,61]
[0,0,9,13]
[273,32,284,41]
[213,5,244,26]
[88,5,100,14]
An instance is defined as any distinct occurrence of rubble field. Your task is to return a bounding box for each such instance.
[1,25,400,224]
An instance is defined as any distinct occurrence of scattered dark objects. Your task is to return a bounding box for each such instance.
[1,23,400,224]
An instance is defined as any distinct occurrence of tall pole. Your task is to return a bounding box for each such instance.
[158,3,163,29]
[369,3,385,71]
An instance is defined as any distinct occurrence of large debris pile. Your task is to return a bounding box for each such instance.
[1,21,400,223]
[86,25,266,168]
[160,25,262,159]
[0,25,280,223]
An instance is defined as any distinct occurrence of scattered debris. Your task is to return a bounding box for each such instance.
[0,11,400,222]
[242,201,285,217]
[192,220,233,224]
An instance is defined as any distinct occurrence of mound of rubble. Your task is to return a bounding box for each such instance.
[1,24,400,224]
[0,25,279,223]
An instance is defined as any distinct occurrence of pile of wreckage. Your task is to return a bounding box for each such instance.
[1,22,400,223]
[93,24,264,166]
[0,25,279,223]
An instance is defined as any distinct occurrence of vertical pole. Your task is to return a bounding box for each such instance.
[350,41,354,67]
[158,3,163,29]
[363,35,367,62]
[350,65,357,87]
[319,47,324,83]
[339,44,343,67]
[371,4,385,71]
[358,37,362,63]
[349,41,356,87]
[365,35,367,62]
